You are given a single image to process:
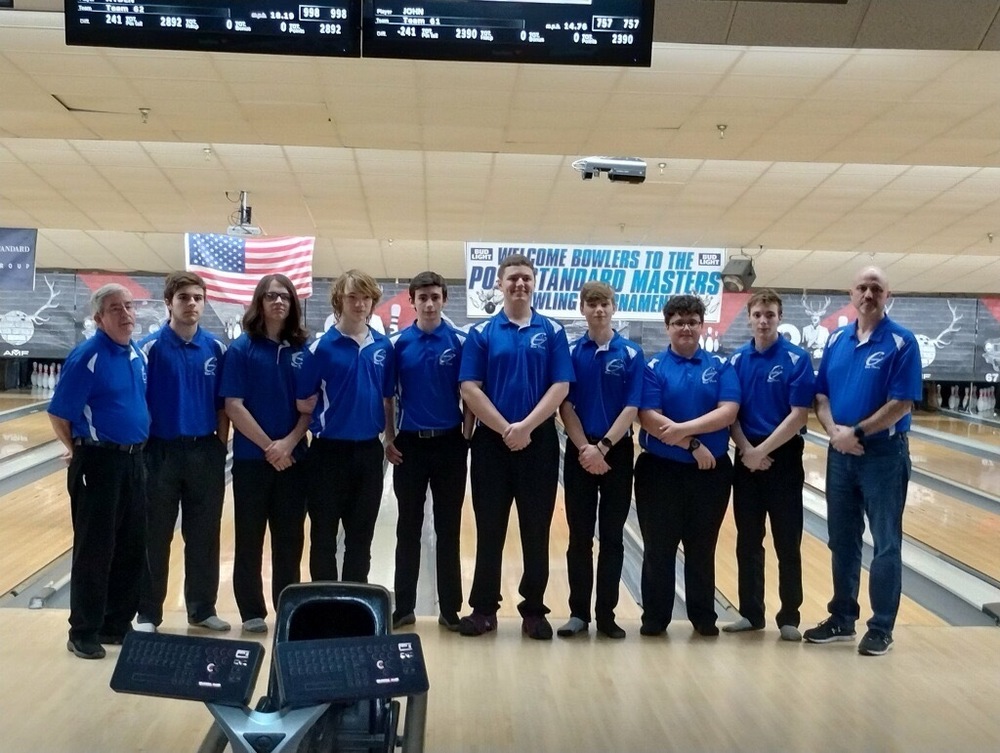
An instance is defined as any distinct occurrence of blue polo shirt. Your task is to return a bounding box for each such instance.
[390,322,466,432]
[458,308,574,423]
[49,329,150,445]
[219,333,307,461]
[140,325,227,440]
[566,330,644,438]
[295,325,395,440]
[639,347,741,462]
[816,315,922,439]
[730,337,816,440]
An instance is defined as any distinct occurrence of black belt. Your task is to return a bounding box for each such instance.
[74,438,146,454]
[152,434,216,445]
[401,426,462,439]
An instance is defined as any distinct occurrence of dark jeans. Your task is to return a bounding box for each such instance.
[562,438,634,623]
[468,419,559,618]
[139,436,226,625]
[732,435,804,628]
[232,459,307,622]
[825,433,910,634]
[306,437,385,583]
[67,445,146,642]
[634,451,733,630]
[392,429,467,617]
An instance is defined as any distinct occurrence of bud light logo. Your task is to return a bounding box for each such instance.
[699,252,722,267]
[470,247,493,262]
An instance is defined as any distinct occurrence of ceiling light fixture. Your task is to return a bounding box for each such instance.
[717,124,727,140]
[139,107,150,124]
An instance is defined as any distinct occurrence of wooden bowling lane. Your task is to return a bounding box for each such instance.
[0,388,49,414]
[0,469,72,595]
[803,441,1000,583]
[0,410,60,461]
[913,411,1000,447]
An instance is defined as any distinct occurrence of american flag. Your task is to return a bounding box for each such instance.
[185,233,314,304]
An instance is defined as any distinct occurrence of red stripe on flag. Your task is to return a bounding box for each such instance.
[186,234,314,305]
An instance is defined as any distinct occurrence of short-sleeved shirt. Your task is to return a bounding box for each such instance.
[140,325,227,440]
[390,322,466,432]
[49,329,150,445]
[566,330,644,439]
[458,308,574,423]
[730,336,817,440]
[295,325,395,441]
[815,315,922,439]
[639,347,741,462]
[219,333,307,461]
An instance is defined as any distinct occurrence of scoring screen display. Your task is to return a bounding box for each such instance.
[362,0,653,66]
[64,1,362,57]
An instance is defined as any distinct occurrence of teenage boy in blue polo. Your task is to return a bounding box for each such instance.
[137,271,231,633]
[384,271,472,632]
[557,281,644,641]
[49,284,149,659]
[805,266,921,656]
[296,269,395,584]
[725,290,816,642]
[458,253,574,640]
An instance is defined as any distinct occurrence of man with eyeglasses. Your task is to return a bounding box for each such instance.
[805,267,920,656]
[635,294,740,638]
[49,284,150,659]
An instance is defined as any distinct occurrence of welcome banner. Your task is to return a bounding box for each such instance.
[465,242,725,322]
[0,227,37,291]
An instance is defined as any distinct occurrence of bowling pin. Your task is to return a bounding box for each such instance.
[948,386,958,411]
[54,363,61,385]
[390,303,401,334]
[30,362,38,388]
[47,364,56,390]
[961,387,970,412]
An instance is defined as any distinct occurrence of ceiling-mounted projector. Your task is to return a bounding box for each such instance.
[572,156,646,184]
[226,224,263,237]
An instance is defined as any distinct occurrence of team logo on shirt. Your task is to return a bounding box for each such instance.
[701,366,719,384]
[439,348,457,365]
[767,365,783,383]
[605,358,625,375]
[204,356,217,376]
[529,333,548,350]
[291,352,304,369]
[865,351,886,369]
[372,348,387,365]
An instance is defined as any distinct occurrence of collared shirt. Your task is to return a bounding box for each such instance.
[49,329,150,445]
[390,321,466,432]
[458,308,574,423]
[730,336,816,439]
[816,315,922,439]
[219,333,307,461]
[567,330,644,438]
[295,325,395,440]
[140,325,227,440]
[639,346,741,462]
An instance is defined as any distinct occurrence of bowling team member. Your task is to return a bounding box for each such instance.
[458,253,574,640]
[636,295,739,637]
[725,290,816,642]
[805,267,921,656]
[221,274,312,634]
[49,284,149,659]
[384,271,471,631]
[296,269,395,583]
[557,281,644,641]
[136,271,231,633]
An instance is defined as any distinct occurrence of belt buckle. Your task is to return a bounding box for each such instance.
[417,429,433,439]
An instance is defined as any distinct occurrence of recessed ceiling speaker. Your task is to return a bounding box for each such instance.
[721,257,756,293]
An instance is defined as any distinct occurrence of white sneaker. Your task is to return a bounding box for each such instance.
[133,618,156,633]
[242,618,268,634]
[189,615,231,632]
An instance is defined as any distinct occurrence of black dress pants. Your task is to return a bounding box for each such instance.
[392,429,468,617]
[562,438,634,623]
[634,451,733,630]
[468,419,559,618]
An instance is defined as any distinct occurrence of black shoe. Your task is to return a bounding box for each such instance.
[438,612,461,632]
[67,637,106,660]
[97,632,129,646]
[596,619,626,640]
[858,629,893,656]
[803,618,856,644]
[640,621,666,637]
[694,623,720,637]
[392,612,416,630]
[522,615,553,640]
[458,611,498,637]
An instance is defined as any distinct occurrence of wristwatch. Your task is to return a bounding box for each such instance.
[852,424,865,442]
[687,438,701,453]
[599,437,614,454]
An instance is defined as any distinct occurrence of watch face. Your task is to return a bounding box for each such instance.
[600,438,613,448]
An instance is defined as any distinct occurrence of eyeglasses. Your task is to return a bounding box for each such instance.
[669,319,702,330]
[263,292,292,303]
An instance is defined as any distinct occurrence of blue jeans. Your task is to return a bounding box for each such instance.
[825,433,910,634]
